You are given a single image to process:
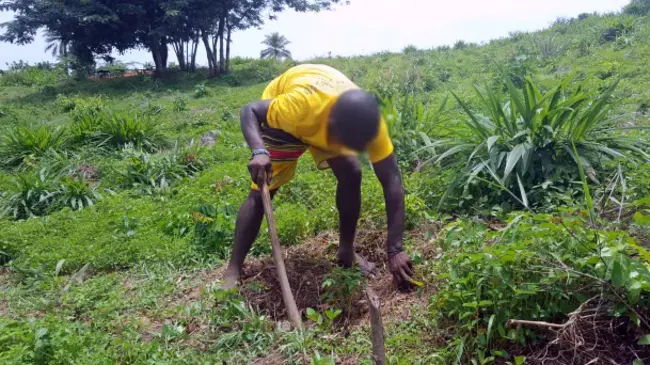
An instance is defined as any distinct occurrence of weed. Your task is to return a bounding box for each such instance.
[97,112,167,151]
[172,95,189,112]
[0,124,68,167]
[193,83,211,98]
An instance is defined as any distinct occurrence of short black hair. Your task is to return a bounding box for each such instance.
[329,89,380,151]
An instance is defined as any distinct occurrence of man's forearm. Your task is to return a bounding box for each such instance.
[383,175,405,254]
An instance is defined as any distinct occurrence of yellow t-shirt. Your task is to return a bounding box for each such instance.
[262,64,394,164]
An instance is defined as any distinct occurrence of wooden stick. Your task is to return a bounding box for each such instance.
[260,183,303,330]
[507,319,566,329]
[364,286,386,365]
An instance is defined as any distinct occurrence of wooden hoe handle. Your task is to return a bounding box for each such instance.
[260,183,303,330]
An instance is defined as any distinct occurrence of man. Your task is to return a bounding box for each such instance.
[221,64,414,289]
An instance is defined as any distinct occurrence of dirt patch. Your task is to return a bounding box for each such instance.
[239,228,439,326]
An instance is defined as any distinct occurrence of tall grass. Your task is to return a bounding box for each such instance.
[420,75,650,208]
[0,124,68,167]
[97,113,168,151]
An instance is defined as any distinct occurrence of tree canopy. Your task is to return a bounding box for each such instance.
[0,0,347,75]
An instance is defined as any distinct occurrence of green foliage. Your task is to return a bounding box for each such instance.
[321,267,364,317]
[192,203,236,257]
[433,212,650,362]
[420,75,650,209]
[97,112,168,150]
[117,147,204,196]
[0,123,68,167]
[625,0,650,15]
[57,175,103,211]
[0,62,64,87]
[193,83,211,98]
[0,169,58,219]
[172,94,189,112]
[533,34,564,60]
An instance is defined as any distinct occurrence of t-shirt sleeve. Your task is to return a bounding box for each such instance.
[265,89,311,135]
[367,117,394,163]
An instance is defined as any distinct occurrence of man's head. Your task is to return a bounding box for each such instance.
[328,89,380,152]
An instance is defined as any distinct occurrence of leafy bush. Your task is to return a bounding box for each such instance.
[403,44,418,54]
[172,95,189,112]
[54,95,106,122]
[420,75,650,209]
[533,34,564,60]
[0,169,58,219]
[117,147,204,195]
[381,94,447,170]
[0,123,69,167]
[192,203,236,257]
[57,175,103,211]
[193,83,211,98]
[97,113,167,151]
[432,212,650,363]
[625,0,650,15]
[0,62,64,87]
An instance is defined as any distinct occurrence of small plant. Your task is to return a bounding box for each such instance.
[321,267,364,321]
[192,203,235,257]
[193,83,211,98]
[97,112,167,151]
[0,124,68,167]
[402,44,418,54]
[172,95,189,112]
[1,169,58,219]
[57,175,102,211]
[533,34,563,60]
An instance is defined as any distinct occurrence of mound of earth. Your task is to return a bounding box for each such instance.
[239,228,439,326]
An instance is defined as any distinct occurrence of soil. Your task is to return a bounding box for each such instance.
[239,228,439,326]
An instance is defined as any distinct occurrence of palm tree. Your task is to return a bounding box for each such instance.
[44,30,69,59]
[260,33,292,60]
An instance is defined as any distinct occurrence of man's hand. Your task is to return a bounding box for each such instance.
[248,154,272,187]
[388,251,414,287]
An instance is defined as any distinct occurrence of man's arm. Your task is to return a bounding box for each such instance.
[240,100,272,187]
[372,153,414,285]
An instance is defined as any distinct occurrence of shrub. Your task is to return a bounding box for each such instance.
[419,75,650,209]
[97,113,167,151]
[624,0,650,15]
[57,175,103,211]
[533,34,564,60]
[117,146,204,196]
[192,203,235,257]
[0,62,64,87]
[381,94,447,170]
[193,83,211,98]
[0,124,68,167]
[0,169,58,219]
[172,95,189,112]
[432,212,650,362]
[453,40,468,50]
[402,44,418,54]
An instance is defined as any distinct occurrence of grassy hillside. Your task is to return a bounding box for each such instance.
[1,10,650,364]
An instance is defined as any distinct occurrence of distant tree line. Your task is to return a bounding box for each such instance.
[0,0,345,77]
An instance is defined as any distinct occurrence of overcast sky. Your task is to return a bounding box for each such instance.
[0,0,630,69]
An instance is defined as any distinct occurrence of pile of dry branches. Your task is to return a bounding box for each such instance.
[509,297,650,365]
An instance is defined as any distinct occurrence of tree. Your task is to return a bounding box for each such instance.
[625,0,650,15]
[44,30,68,59]
[260,33,292,60]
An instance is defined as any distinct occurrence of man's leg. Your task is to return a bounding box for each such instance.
[328,156,362,268]
[221,189,276,289]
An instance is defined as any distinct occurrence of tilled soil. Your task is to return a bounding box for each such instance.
[239,229,438,325]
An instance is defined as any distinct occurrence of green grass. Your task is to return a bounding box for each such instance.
[1,10,650,364]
